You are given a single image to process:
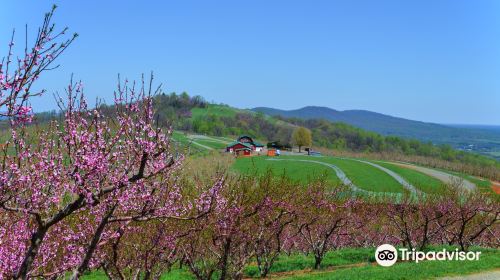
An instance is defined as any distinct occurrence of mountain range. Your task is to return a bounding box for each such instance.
[252,106,500,160]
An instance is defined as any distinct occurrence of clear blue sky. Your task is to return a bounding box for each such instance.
[2,0,499,125]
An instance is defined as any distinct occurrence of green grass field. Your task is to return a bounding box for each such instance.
[82,246,500,280]
[193,139,228,149]
[282,248,500,280]
[372,161,445,194]
[232,156,342,186]
[191,104,240,118]
[233,155,416,193]
[320,157,405,193]
[171,131,191,145]
[279,156,405,193]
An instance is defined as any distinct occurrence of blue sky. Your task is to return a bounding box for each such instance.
[2,0,499,125]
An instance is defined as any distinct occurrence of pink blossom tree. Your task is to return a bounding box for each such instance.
[0,5,77,122]
[0,74,196,279]
[180,176,280,280]
[435,188,499,251]
[293,183,358,269]
[386,195,450,250]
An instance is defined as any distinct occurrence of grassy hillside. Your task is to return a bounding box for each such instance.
[252,106,500,160]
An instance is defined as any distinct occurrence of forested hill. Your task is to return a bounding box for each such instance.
[7,92,499,173]
[252,106,456,140]
[252,106,500,160]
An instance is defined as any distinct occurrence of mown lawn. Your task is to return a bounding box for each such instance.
[171,131,191,145]
[82,246,500,279]
[232,156,342,186]
[193,139,228,149]
[372,161,445,194]
[233,155,406,193]
[302,156,405,193]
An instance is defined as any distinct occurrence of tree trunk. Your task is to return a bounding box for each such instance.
[219,237,232,280]
[15,227,48,280]
[70,205,116,280]
[314,255,322,270]
[143,270,151,280]
[16,195,86,279]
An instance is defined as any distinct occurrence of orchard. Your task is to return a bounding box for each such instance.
[0,6,498,280]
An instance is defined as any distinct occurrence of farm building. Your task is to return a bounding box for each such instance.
[226,141,253,156]
[226,135,265,154]
[236,135,264,151]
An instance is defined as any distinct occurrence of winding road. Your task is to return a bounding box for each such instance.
[352,159,420,194]
[267,158,382,195]
[439,270,500,280]
[390,162,476,191]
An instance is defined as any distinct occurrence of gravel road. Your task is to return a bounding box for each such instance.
[353,159,420,194]
[392,162,476,191]
[439,270,500,280]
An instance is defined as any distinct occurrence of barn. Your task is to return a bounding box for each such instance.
[226,141,253,156]
[236,135,264,152]
[226,135,265,155]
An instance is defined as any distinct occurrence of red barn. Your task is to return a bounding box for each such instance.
[226,135,265,155]
[236,135,264,152]
[226,141,253,156]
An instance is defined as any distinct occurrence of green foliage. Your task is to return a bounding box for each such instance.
[292,126,312,151]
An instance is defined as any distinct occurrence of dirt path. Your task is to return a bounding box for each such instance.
[439,269,500,280]
[243,262,370,279]
[183,134,231,151]
[391,162,476,191]
[188,140,214,150]
[353,159,419,194]
[188,134,230,144]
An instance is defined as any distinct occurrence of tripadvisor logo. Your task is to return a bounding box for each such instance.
[375,244,398,267]
[375,244,481,267]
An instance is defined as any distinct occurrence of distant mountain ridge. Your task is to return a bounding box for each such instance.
[252,106,458,140]
[252,106,500,160]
